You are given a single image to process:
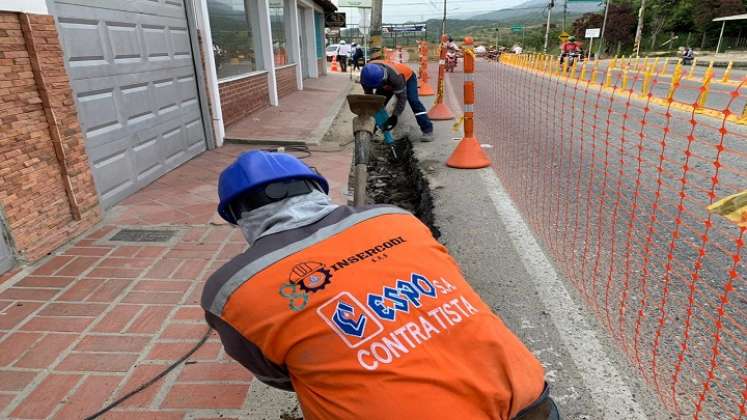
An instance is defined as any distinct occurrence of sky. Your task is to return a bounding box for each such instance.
[335,0,529,26]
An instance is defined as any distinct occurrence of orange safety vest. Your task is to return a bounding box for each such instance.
[370,59,415,81]
[205,206,545,419]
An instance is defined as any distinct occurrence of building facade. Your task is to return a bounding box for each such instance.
[0,0,335,273]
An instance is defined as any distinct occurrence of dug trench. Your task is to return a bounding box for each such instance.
[365,138,441,239]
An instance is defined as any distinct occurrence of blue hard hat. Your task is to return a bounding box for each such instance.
[217,151,329,224]
[361,63,386,89]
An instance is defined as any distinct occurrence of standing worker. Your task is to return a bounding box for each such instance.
[351,42,364,71]
[202,150,560,420]
[360,60,434,141]
[337,40,351,72]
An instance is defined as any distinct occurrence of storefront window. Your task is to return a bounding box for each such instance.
[208,0,262,80]
[269,0,293,65]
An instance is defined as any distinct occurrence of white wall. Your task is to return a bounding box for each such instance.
[1,0,48,14]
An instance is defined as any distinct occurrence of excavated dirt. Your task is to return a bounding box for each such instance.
[366,139,440,239]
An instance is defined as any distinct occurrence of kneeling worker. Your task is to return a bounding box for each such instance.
[201,151,559,420]
[361,60,435,142]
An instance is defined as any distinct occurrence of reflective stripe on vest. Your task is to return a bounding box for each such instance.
[205,206,410,316]
[370,59,415,81]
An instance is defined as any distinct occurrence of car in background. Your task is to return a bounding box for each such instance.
[326,44,340,61]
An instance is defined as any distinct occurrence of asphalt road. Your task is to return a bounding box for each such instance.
[444,60,746,419]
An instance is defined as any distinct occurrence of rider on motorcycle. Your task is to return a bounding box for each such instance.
[446,36,459,53]
[560,36,579,64]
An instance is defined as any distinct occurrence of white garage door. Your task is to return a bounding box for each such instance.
[50,0,208,208]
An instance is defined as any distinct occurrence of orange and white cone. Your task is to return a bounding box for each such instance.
[446,36,490,169]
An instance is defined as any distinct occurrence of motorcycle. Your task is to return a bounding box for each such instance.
[446,51,457,72]
[560,51,583,68]
[682,50,694,65]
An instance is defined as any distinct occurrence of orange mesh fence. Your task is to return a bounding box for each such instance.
[457,54,746,418]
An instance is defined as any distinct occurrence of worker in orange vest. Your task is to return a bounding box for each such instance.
[361,60,435,142]
[202,150,559,420]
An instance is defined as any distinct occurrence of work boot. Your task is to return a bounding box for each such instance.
[421,132,434,142]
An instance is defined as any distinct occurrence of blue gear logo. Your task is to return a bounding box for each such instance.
[289,261,332,293]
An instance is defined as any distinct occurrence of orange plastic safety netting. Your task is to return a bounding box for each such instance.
[451,54,746,418]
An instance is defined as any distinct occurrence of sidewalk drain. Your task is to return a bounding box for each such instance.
[109,229,177,243]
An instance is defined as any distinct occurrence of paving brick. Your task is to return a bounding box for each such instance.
[14,333,77,368]
[172,306,204,321]
[161,383,249,409]
[87,266,144,278]
[0,301,42,329]
[39,302,107,317]
[126,306,172,334]
[115,364,168,408]
[122,291,183,305]
[171,259,207,280]
[109,245,141,257]
[91,304,142,333]
[86,278,131,302]
[136,246,167,258]
[177,361,252,382]
[0,369,37,391]
[15,275,73,288]
[98,257,155,269]
[63,246,111,257]
[57,352,139,372]
[75,334,151,353]
[217,243,246,260]
[11,373,81,419]
[95,410,185,420]
[146,341,221,362]
[159,323,210,340]
[53,374,121,420]
[0,287,58,301]
[56,277,101,301]
[20,315,94,333]
[31,255,74,275]
[133,280,192,293]
[0,394,13,412]
[55,256,100,276]
[143,258,182,279]
[0,332,42,366]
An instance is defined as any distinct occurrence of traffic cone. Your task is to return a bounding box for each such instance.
[330,55,339,72]
[418,42,435,96]
[428,35,454,120]
[446,36,490,169]
[446,137,490,169]
[419,81,435,96]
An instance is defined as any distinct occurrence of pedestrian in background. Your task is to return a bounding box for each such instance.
[351,43,364,71]
[337,40,351,72]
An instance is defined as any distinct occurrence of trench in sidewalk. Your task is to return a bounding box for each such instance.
[364,138,441,239]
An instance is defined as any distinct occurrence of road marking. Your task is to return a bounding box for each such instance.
[478,169,647,420]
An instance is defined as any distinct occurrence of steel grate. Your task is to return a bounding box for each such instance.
[109,229,176,243]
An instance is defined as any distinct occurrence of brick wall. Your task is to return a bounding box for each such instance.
[276,64,297,98]
[218,72,270,127]
[0,12,101,263]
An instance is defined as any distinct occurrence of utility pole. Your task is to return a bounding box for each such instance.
[371,0,383,60]
[634,0,646,57]
[597,0,611,57]
[544,0,554,53]
[441,0,447,39]
[562,0,567,32]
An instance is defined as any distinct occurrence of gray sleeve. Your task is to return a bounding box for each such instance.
[205,311,294,392]
[388,67,407,116]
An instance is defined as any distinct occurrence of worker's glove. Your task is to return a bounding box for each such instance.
[383,115,398,131]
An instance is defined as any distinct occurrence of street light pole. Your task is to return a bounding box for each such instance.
[441,0,447,39]
[562,0,567,32]
[597,0,611,57]
[634,0,646,57]
[543,0,554,53]
[371,0,383,59]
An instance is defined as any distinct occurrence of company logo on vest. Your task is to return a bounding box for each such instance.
[317,291,384,348]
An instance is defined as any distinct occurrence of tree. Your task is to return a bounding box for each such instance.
[572,3,637,52]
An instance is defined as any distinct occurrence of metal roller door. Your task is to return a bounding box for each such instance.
[49,0,208,208]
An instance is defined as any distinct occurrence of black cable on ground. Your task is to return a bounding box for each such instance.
[83,327,213,420]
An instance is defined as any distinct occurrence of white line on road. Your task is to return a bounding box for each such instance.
[479,169,647,420]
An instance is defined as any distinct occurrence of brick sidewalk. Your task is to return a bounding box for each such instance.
[0,143,351,419]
